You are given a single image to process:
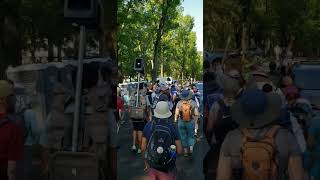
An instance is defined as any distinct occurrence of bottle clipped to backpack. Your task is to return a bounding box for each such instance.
[169,145,177,159]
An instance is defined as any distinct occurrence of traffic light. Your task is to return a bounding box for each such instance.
[134,58,144,72]
[64,0,99,26]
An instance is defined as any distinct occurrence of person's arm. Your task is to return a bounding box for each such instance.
[288,156,304,180]
[216,133,233,180]
[174,104,180,122]
[8,161,17,180]
[141,137,147,152]
[193,105,199,131]
[206,103,219,139]
[26,110,40,140]
[216,155,232,180]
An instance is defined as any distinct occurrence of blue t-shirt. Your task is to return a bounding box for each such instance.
[143,120,180,141]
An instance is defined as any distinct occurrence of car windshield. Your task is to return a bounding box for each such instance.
[294,69,320,90]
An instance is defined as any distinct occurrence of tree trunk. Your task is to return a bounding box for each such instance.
[152,1,171,82]
[47,39,54,62]
[100,0,117,61]
[241,23,248,61]
[57,44,62,61]
[73,34,79,60]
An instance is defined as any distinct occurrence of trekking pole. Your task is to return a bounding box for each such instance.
[72,25,86,152]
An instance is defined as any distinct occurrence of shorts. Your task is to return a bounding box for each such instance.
[148,168,177,180]
[132,119,146,131]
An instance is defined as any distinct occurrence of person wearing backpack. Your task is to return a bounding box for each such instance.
[216,89,304,180]
[129,83,151,154]
[11,85,41,180]
[0,80,23,180]
[141,101,182,180]
[174,90,199,157]
[203,75,241,180]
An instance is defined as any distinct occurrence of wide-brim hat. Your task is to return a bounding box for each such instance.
[251,70,269,78]
[180,90,193,100]
[231,89,282,129]
[154,101,172,119]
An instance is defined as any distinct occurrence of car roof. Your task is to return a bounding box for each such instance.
[293,63,320,71]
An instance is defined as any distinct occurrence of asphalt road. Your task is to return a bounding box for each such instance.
[117,111,210,180]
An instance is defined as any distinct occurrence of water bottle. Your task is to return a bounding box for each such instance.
[170,145,177,159]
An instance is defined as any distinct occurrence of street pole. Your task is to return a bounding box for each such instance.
[136,72,140,107]
[72,25,86,152]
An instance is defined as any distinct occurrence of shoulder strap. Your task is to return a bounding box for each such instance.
[217,99,225,110]
[240,128,255,141]
[264,125,281,139]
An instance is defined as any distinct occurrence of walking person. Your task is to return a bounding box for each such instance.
[0,80,24,180]
[174,90,199,157]
[141,101,182,180]
[216,89,304,180]
[129,83,151,154]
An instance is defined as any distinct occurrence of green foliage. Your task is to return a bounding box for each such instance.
[118,0,202,82]
[205,0,320,57]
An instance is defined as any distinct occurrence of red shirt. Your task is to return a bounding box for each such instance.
[117,96,124,111]
[0,113,23,179]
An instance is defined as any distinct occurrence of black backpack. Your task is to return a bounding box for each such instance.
[145,119,176,172]
[213,99,238,147]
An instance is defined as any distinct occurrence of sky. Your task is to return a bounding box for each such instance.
[181,0,203,52]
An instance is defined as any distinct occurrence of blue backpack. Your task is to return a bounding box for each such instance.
[145,119,176,172]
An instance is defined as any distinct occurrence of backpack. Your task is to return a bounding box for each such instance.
[213,99,238,147]
[180,100,192,121]
[240,125,280,180]
[7,110,29,143]
[129,94,147,120]
[145,120,176,172]
[48,83,73,150]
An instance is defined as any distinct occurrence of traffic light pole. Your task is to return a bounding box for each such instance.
[136,72,140,107]
[72,25,86,152]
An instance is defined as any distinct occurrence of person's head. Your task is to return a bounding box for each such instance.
[282,76,293,87]
[72,62,99,91]
[100,64,113,84]
[0,80,15,113]
[269,61,277,72]
[231,89,282,129]
[222,72,242,98]
[284,85,300,104]
[154,101,172,119]
[180,90,192,101]
[226,69,246,88]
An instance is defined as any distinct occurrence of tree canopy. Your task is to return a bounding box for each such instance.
[204,0,320,57]
[118,0,202,82]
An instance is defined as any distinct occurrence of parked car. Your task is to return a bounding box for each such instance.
[292,61,320,112]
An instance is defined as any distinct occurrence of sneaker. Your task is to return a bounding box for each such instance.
[183,152,188,157]
[137,149,142,154]
[132,145,137,152]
